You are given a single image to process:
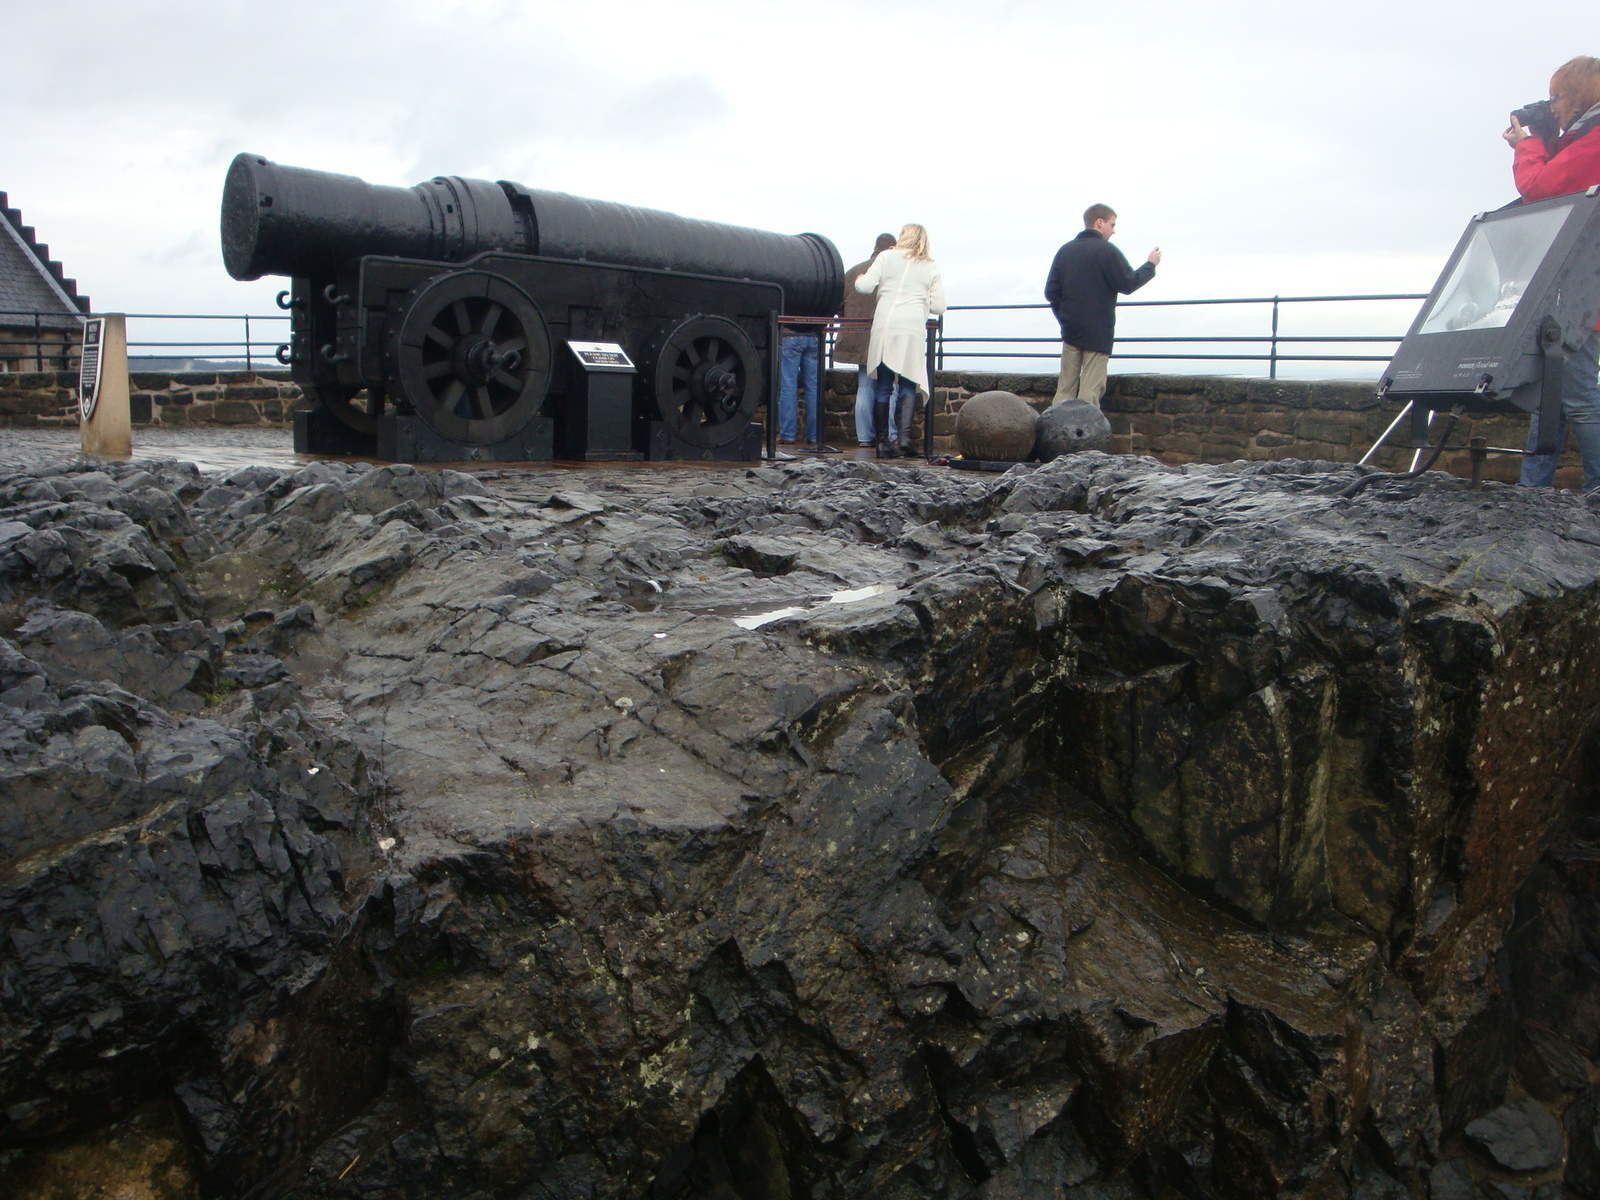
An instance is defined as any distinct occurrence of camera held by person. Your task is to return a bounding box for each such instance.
[1509,98,1562,153]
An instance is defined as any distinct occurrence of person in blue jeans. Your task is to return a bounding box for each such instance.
[1520,330,1600,490]
[833,234,898,447]
[777,325,837,451]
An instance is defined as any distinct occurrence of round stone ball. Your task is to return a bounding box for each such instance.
[954,390,1039,462]
[1035,398,1112,459]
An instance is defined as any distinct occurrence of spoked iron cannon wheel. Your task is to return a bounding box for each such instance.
[650,315,763,448]
[393,270,552,445]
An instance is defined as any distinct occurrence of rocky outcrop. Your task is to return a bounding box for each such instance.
[3,452,1600,1199]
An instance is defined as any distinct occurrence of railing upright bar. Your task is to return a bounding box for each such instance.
[245,315,252,371]
[1269,296,1280,380]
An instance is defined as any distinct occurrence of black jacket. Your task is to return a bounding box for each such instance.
[1044,230,1155,356]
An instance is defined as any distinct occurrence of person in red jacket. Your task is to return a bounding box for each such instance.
[1505,56,1600,490]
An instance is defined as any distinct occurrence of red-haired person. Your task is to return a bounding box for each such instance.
[1505,56,1600,490]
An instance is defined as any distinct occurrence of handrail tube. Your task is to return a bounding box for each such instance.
[945,293,1429,311]
[940,335,1403,344]
[936,352,1396,362]
[0,310,289,321]
[0,292,1429,375]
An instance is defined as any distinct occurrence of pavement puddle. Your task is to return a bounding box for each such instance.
[729,582,897,629]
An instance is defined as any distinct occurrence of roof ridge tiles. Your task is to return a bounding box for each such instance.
[0,193,90,314]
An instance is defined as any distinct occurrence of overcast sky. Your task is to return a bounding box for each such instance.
[1,0,1592,375]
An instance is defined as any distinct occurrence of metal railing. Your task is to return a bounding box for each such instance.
[2,293,1428,381]
[0,310,84,372]
[0,310,292,373]
[933,293,1430,379]
[120,312,292,370]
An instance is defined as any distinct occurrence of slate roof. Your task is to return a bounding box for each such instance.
[0,193,90,330]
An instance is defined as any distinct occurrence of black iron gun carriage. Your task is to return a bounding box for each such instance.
[221,154,843,463]
[1361,186,1600,484]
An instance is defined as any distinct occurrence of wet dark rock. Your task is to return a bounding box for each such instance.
[1564,1085,1600,1196]
[1463,1097,1564,1172]
[6,453,1600,1196]
[219,650,290,689]
[719,534,800,576]
[12,607,222,710]
[1428,1159,1481,1200]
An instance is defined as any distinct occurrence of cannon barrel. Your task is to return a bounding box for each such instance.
[221,154,843,316]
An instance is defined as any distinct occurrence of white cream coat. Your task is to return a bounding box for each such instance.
[854,249,947,393]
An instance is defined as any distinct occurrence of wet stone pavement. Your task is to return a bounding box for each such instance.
[0,425,901,488]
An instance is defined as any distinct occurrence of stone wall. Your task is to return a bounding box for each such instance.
[812,369,1567,486]
[0,367,1575,486]
[0,369,307,429]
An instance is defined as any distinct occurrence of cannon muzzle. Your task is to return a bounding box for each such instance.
[221,154,842,316]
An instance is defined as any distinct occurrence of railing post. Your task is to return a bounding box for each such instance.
[244,314,252,371]
[936,313,945,372]
[1269,296,1280,379]
[33,313,41,374]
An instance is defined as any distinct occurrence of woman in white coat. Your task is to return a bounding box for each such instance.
[854,224,946,457]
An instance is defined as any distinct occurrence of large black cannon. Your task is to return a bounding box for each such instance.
[221,154,843,462]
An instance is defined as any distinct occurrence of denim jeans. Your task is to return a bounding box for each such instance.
[874,366,917,443]
[853,365,876,444]
[1520,329,1600,491]
[779,334,820,442]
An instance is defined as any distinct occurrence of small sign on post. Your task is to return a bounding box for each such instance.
[562,340,640,460]
[79,314,130,456]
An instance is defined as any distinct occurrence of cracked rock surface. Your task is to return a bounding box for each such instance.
[5,452,1600,1199]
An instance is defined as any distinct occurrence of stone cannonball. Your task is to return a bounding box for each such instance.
[954,391,1039,462]
[1035,398,1113,459]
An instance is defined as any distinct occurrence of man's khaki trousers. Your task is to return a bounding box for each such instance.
[1054,343,1109,406]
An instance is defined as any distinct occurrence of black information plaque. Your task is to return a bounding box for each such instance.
[78,317,104,421]
[567,340,634,371]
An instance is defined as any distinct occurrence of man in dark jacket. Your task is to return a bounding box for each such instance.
[1044,203,1161,405]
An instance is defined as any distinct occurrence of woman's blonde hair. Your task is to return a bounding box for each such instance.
[1553,57,1600,122]
[895,223,931,262]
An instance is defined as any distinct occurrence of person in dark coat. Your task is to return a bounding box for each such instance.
[1044,203,1161,406]
[833,233,897,447]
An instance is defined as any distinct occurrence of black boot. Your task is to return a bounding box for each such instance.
[873,401,892,458]
[896,394,917,457]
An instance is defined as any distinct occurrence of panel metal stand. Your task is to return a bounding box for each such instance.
[295,407,377,457]
[562,341,641,461]
[1533,316,1566,457]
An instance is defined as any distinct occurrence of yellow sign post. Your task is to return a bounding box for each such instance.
[79,314,131,457]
